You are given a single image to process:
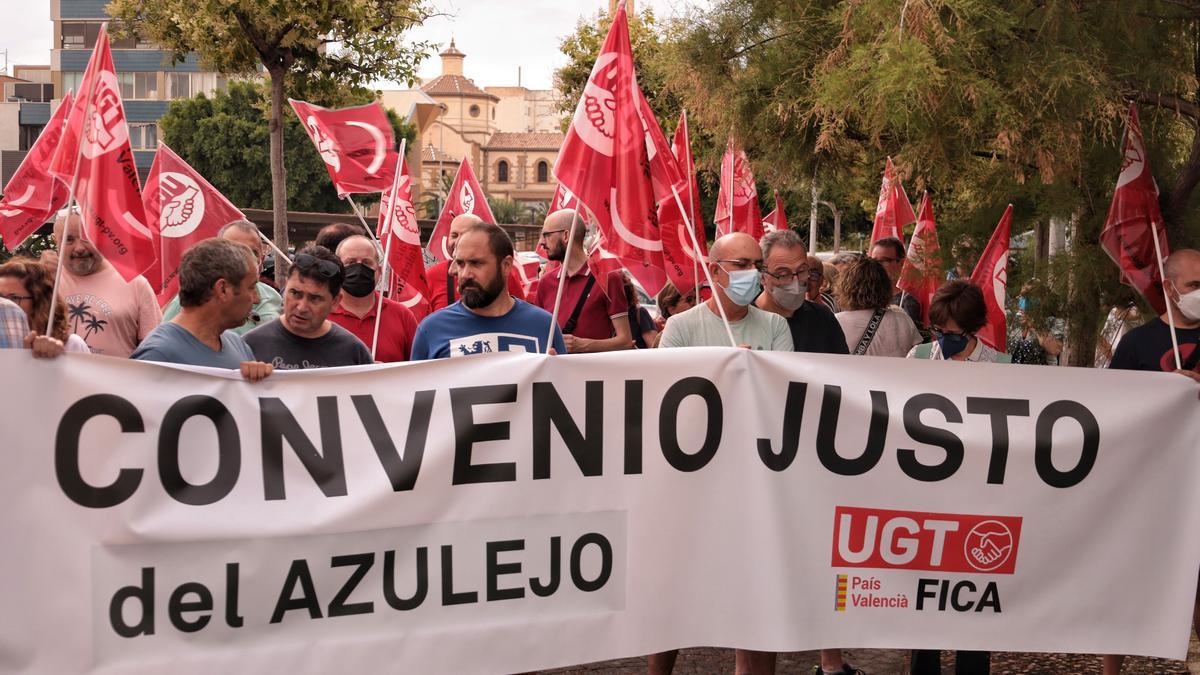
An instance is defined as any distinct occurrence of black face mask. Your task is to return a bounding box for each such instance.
[341,263,376,298]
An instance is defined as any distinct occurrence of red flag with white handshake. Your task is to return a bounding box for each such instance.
[897,192,944,325]
[143,143,247,306]
[970,205,1013,352]
[288,99,398,197]
[377,155,429,306]
[870,157,917,245]
[47,26,155,282]
[1100,104,1171,315]
[0,91,73,249]
[427,158,494,262]
[762,191,788,234]
[714,139,762,240]
[555,1,666,268]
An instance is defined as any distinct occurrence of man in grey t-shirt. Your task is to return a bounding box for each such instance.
[131,239,273,381]
[658,232,792,351]
[244,245,372,369]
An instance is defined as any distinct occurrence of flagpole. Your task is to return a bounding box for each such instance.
[370,138,407,361]
[1151,219,1182,370]
[682,109,700,298]
[345,193,389,294]
[47,85,94,338]
[545,208,581,353]
[672,184,737,348]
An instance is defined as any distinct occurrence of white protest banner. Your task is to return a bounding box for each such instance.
[2,348,1199,673]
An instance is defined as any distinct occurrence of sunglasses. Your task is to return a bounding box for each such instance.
[293,253,341,279]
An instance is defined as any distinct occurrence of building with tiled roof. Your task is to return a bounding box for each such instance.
[382,39,562,211]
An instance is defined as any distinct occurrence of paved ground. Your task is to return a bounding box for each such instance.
[545,633,1200,673]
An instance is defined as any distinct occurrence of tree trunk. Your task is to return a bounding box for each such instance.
[1165,124,1200,243]
[268,68,289,287]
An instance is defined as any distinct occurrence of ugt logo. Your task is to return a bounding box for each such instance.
[82,72,129,159]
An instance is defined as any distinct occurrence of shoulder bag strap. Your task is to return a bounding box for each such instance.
[853,307,887,356]
[562,274,597,335]
[446,267,456,304]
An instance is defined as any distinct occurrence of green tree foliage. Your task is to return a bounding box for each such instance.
[572,0,1200,364]
[159,81,415,214]
[108,0,433,282]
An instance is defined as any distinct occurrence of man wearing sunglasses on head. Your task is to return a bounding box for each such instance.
[244,245,373,369]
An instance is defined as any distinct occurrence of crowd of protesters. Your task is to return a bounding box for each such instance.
[3,206,1200,675]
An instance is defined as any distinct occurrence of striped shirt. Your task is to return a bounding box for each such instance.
[0,297,29,349]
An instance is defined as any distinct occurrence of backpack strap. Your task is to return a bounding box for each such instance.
[853,307,887,356]
[562,273,597,335]
[446,267,456,304]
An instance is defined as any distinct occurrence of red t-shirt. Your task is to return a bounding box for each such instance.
[329,293,418,363]
[534,265,628,340]
[426,259,527,312]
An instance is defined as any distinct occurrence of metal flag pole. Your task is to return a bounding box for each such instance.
[671,184,737,348]
[1150,219,1182,370]
[370,138,407,361]
[256,228,291,264]
[345,193,389,294]
[545,208,582,353]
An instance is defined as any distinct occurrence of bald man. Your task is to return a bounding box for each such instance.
[329,235,418,363]
[1110,248,1200,379]
[48,209,160,357]
[427,213,526,312]
[658,232,791,350]
[534,209,632,352]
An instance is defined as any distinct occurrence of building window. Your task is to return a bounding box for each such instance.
[61,22,101,50]
[497,160,509,183]
[61,72,84,97]
[128,123,158,150]
[19,125,45,151]
[168,73,192,99]
[536,160,549,183]
[116,72,135,100]
[116,73,157,101]
[469,104,480,118]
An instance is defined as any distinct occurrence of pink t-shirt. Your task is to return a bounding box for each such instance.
[58,263,161,358]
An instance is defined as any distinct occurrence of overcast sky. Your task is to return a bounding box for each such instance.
[0,0,704,90]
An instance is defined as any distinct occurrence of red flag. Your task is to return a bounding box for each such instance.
[0,92,73,248]
[513,251,543,297]
[1101,104,1171,315]
[555,2,665,268]
[289,99,398,198]
[377,155,430,308]
[870,157,917,245]
[427,158,495,262]
[143,143,247,306]
[762,191,788,234]
[656,111,708,293]
[970,205,1013,352]
[897,192,944,325]
[46,26,155,281]
[714,139,762,240]
[549,183,578,214]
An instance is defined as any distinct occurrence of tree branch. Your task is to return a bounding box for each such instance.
[1128,90,1200,122]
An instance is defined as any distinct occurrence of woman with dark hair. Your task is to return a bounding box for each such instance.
[621,272,658,349]
[0,257,89,353]
[834,256,921,357]
[652,282,696,347]
[908,280,1009,362]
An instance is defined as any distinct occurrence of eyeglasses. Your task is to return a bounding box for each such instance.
[0,293,32,303]
[539,228,569,239]
[762,267,810,283]
[714,258,765,273]
[931,328,969,338]
[292,253,341,279]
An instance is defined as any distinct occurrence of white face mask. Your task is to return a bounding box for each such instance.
[769,279,807,311]
[1173,283,1200,322]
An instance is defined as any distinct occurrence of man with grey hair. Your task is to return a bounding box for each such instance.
[754,230,848,354]
[131,238,272,381]
[161,220,283,334]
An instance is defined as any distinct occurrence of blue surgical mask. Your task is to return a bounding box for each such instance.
[721,268,762,306]
[1018,296,1029,312]
[938,332,972,359]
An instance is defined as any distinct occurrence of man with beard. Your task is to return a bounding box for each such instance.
[412,222,565,359]
[426,213,527,313]
[48,208,160,357]
[329,234,418,363]
[534,209,632,353]
[131,239,272,381]
[243,245,373,369]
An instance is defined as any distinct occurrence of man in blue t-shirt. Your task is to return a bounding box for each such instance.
[412,222,565,359]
